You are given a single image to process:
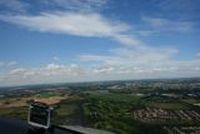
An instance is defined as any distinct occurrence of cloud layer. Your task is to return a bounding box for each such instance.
[0,0,199,86]
[0,63,85,86]
[0,12,139,46]
[80,47,200,77]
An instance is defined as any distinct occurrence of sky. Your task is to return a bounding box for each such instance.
[0,0,200,86]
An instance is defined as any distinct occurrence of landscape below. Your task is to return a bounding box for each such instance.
[0,78,199,134]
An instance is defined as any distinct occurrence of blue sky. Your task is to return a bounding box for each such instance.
[0,0,200,86]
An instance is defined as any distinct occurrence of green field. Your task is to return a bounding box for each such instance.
[82,93,167,134]
[0,91,198,134]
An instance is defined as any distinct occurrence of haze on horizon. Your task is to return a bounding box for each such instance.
[0,0,200,86]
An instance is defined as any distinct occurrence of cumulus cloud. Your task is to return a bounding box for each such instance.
[0,63,85,86]
[93,65,115,74]
[80,46,200,78]
[10,63,84,77]
[0,0,199,86]
[1,51,200,86]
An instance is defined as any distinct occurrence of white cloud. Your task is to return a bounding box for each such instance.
[0,12,139,46]
[0,1,199,86]
[42,0,108,12]
[80,47,179,66]
[7,61,17,66]
[79,46,200,78]
[9,68,26,75]
[46,63,63,70]
[80,55,114,62]
[0,0,108,14]
[53,56,59,61]
[0,53,200,86]
[0,61,17,68]
[114,34,141,46]
[0,63,85,86]
[142,16,194,33]
[93,65,115,74]
[153,0,199,13]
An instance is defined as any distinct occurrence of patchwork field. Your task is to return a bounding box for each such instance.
[0,95,68,108]
[0,78,199,134]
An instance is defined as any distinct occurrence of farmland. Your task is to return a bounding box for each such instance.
[0,78,199,133]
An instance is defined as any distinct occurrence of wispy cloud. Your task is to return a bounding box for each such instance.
[0,0,29,13]
[153,0,200,12]
[53,56,60,61]
[0,0,199,86]
[0,12,139,46]
[42,0,108,12]
[0,0,108,14]
[7,61,17,67]
[80,47,178,65]
[142,16,194,33]
[0,61,17,68]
